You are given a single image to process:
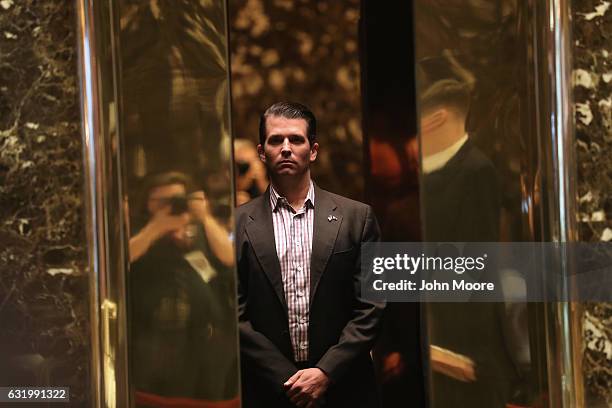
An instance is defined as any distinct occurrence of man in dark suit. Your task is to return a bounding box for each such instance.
[236,102,384,408]
[419,79,521,407]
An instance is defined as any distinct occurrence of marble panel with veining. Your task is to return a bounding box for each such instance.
[573,0,612,405]
[0,0,89,404]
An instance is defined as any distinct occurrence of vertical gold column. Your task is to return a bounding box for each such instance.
[533,0,583,406]
[75,0,129,406]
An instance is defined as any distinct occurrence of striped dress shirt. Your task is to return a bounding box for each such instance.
[269,181,315,362]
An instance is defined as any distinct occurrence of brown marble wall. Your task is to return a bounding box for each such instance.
[228,0,363,200]
[573,0,612,405]
[0,0,90,404]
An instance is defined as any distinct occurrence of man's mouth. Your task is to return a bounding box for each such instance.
[278,160,296,166]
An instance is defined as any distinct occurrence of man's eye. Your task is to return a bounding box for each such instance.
[290,136,305,144]
[268,137,283,144]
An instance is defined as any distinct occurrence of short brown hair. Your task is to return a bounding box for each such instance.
[259,101,317,146]
[139,171,193,215]
[420,79,471,119]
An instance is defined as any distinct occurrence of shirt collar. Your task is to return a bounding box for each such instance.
[269,180,315,212]
[422,134,468,174]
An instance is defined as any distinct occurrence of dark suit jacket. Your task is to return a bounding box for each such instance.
[236,184,384,407]
[423,139,520,407]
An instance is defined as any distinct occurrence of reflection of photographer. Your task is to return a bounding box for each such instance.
[128,171,238,404]
[129,172,233,266]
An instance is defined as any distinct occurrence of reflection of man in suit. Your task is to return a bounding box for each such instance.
[420,79,499,242]
[236,102,384,408]
[420,80,519,407]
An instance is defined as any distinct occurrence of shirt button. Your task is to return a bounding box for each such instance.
[296,241,301,247]
[300,342,307,350]
[296,266,303,272]
[297,290,305,297]
[300,317,308,324]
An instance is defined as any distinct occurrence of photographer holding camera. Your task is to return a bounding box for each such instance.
[129,172,233,266]
[128,171,238,406]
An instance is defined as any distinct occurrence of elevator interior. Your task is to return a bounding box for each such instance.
[75,0,586,407]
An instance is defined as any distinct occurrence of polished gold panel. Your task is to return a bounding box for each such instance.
[117,1,240,406]
[77,0,240,406]
[76,0,129,406]
[415,0,581,407]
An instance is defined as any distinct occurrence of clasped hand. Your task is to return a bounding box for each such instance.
[284,368,330,408]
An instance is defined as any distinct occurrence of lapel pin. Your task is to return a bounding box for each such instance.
[327,215,338,222]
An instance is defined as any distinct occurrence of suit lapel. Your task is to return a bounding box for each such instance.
[310,186,342,307]
[245,191,287,311]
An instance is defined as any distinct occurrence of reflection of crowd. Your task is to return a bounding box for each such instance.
[234,138,268,206]
[128,172,239,407]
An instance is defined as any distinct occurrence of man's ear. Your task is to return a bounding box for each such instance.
[257,143,266,163]
[310,142,319,162]
[421,109,448,134]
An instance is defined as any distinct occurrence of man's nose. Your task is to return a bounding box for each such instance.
[281,138,291,155]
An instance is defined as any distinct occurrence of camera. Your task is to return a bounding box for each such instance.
[168,196,189,215]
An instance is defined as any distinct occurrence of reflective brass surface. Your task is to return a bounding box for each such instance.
[117,1,240,406]
[76,0,129,406]
[415,0,581,407]
[77,0,240,406]
[532,0,582,406]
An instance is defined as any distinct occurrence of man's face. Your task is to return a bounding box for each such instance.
[258,115,318,178]
[147,183,187,215]
[147,183,193,246]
